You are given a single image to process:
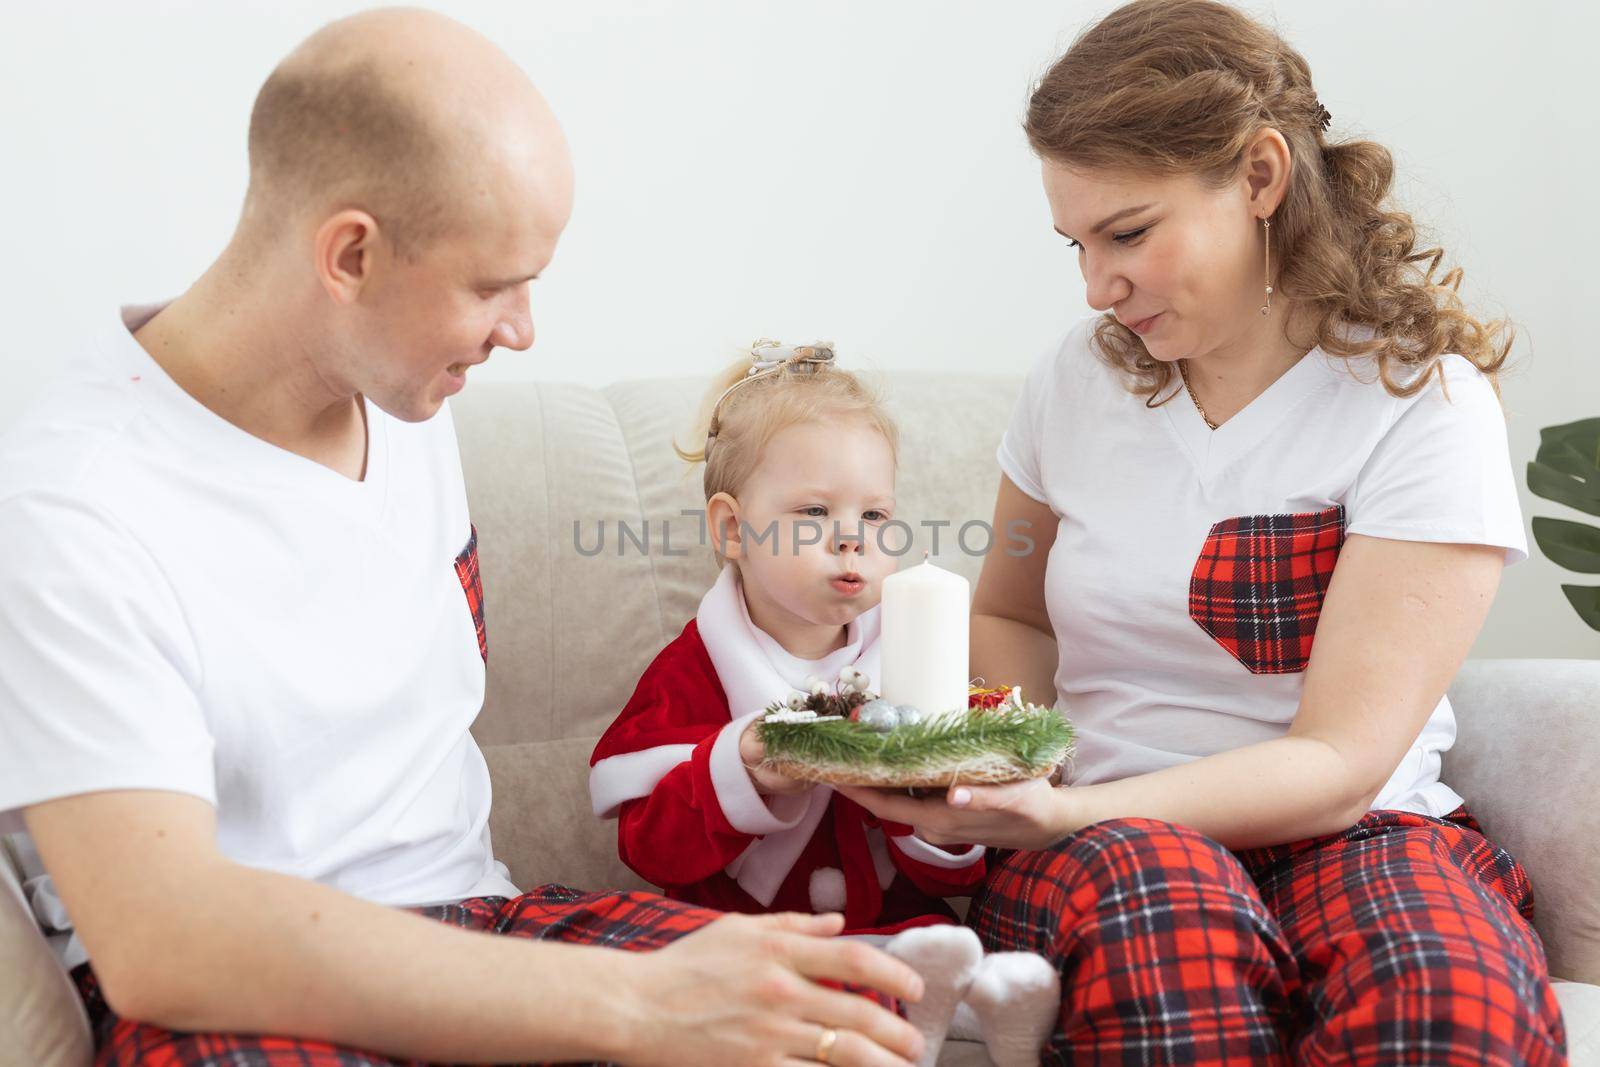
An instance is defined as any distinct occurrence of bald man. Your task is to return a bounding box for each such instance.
[0,10,925,1066]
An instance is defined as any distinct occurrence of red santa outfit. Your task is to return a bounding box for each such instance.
[590,564,985,933]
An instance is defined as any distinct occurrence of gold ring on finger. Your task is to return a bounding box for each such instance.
[814,1025,838,1064]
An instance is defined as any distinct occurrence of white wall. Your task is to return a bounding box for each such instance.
[1,1,1595,658]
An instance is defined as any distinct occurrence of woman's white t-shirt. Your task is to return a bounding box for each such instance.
[0,305,517,967]
[996,317,1526,816]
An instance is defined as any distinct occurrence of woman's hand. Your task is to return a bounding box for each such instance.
[837,777,1078,852]
[622,911,926,1067]
[739,721,814,796]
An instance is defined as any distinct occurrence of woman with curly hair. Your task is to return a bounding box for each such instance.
[844,1,1568,1063]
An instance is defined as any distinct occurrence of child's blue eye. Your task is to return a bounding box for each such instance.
[800,506,828,517]
[863,510,889,523]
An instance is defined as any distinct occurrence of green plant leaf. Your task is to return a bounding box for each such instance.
[1560,584,1600,632]
[1538,417,1600,466]
[1532,517,1600,573]
[1528,461,1600,517]
[1535,441,1600,481]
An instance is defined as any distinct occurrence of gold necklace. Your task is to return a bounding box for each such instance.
[1177,360,1218,430]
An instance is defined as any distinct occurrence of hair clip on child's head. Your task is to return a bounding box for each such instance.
[747,338,836,377]
[705,339,837,447]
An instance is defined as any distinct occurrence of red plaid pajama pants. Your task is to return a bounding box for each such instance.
[73,810,1565,1066]
[966,806,1567,1066]
[72,885,723,1067]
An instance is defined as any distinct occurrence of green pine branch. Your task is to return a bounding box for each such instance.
[757,705,1074,774]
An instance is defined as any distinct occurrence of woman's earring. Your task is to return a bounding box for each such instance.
[1260,217,1273,316]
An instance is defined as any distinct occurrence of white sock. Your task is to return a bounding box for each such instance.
[962,951,1060,1067]
[949,999,983,1041]
[883,925,983,1067]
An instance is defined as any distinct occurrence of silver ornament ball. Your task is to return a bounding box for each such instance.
[855,699,900,732]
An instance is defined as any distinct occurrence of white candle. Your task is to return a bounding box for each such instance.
[880,556,970,717]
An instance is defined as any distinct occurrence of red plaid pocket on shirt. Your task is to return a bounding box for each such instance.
[454,524,487,663]
[1189,504,1344,675]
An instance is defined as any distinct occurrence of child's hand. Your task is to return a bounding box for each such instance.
[739,721,814,796]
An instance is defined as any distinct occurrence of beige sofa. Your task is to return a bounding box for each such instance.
[4,372,1598,1065]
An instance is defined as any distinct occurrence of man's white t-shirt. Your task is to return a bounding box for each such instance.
[997,317,1527,817]
[0,305,517,968]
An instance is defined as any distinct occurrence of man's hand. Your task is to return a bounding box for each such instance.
[622,911,926,1067]
[837,778,1074,852]
[739,721,814,796]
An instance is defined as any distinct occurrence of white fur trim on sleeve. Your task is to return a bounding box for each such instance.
[890,834,985,869]
[710,709,813,834]
[589,744,697,819]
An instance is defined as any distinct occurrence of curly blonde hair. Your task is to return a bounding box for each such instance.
[1024,0,1511,401]
[675,353,900,508]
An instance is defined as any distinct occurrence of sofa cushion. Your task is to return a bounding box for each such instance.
[1557,981,1600,1065]
[485,737,649,895]
[1447,659,1600,985]
[0,836,91,1067]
